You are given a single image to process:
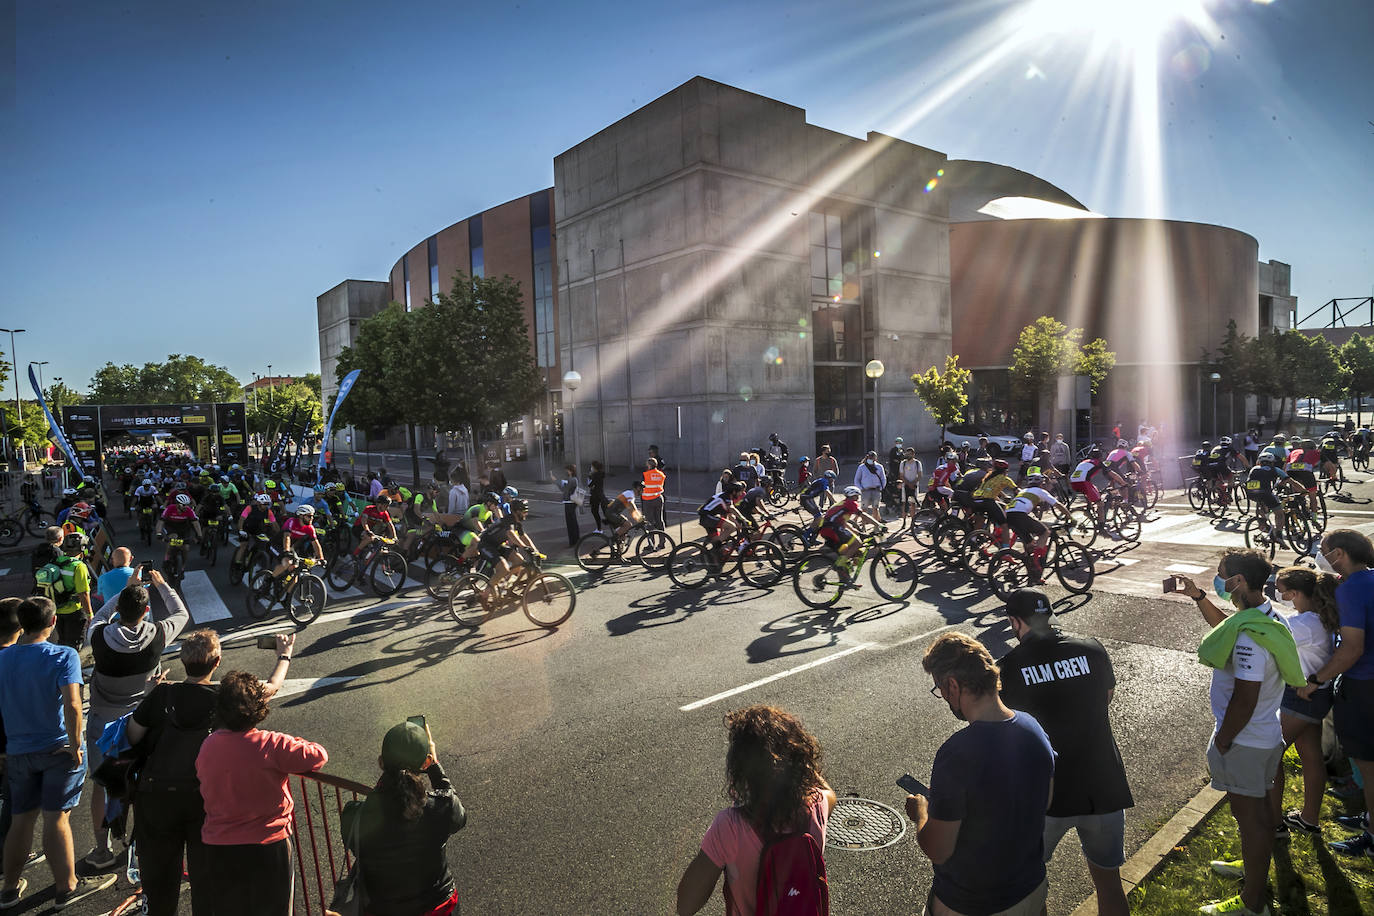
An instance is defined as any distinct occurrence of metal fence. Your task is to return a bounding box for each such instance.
[290,771,372,916]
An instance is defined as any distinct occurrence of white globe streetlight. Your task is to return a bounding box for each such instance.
[563,371,582,476]
[865,360,886,457]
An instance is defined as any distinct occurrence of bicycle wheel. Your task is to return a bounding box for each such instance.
[1281,510,1314,556]
[22,508,55,539]
[1243,516,1278,561]
[1110,503,1141,543]
[791,553,844,609]
[1231,481,1251,517]
[766,485,789,508]
[0,518,21,547]
[244,570,275,619]
[908,507,941,549]
[1187,479,1207,512]
[522,571,576,628]
[425,552,467,601]
[287,573,327,625]
[769,524,809,565]
[667,543,712,589]
[369,549,408,596]
[1332,465,1346,493]
[932,517,970,565]
[1141,476,1161,511]
[988,549,1033,601]
[574,533,616,572]
[870,548,918,601]
[961,529,998,578]
[205,536,218,566]
[633,529,675,571]
[1310,492,1328,535]
[1064,507,1099,549]
[738,540,786,588]
[446,573,492,627]
[1054,543,1095,594]
[327,552,358,591]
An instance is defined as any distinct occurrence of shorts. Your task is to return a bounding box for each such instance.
[478,542,514,565]
[799,495,820,517]
[1006,511,1046,542]
[1280,683,1334,723]
[1070,480,1100,502]
[925,876,1047,916]
[1207,737,1283,797]
[85,709,115,777]
[972,498,1006,526]
[1043,809,1126,869]
[458,530,478,548]
[1333,676,1374,760]
[1288,469,1317,491]
[699,516,721,535]
[818,524,853,546]
[1249,491,1280,511]
[6,747,86,814]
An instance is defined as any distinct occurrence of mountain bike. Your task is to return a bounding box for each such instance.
[326,536,408,597]
[791,532,918,609]
[575,521,675,572]
[446,553,576,629]
[0,495,56,546]
[136,503,157,546]
[160,530,196,592]
[246,554,327,624]
[1244,493,1319,560]
[229,532,274,586]
[199,513,224,565]
[666,531,787,589]
[987,528,1095,599]
[1098,491,1142,543]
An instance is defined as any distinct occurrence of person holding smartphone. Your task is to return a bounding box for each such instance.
[335,718,467,916]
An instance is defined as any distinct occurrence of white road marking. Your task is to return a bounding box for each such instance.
[179,570,232,622]
[680,644,873,712]
[271,676,359,701]
[1165,563,1209,574]
[1110,557,1141,566]
[875,623,960,651]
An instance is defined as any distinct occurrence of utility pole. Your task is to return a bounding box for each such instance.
[1,328,28,466]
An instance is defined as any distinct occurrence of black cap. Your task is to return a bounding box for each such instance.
[1005,588,1052,619]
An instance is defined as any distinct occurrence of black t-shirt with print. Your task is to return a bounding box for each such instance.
[999,630,1134,817]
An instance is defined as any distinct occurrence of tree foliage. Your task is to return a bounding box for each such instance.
[910,355,971,439]
[1075,338,1117,396]
[1009,317,1116,423]
[247,380,323,443]
[1339,335,1374,407]
[2,400,57,449]
[87,354,241,404]
[335,273,545,444]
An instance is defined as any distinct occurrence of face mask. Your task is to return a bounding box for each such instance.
[866,460,876,468]
[1315,551,1338,575]
[1271,590,1294,610]
[945,695,966,722]
[1213,575,1232,602]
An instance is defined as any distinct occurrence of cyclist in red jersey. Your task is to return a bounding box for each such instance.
[273,504,324,578]
[818,485,885,575]
[354,496,398,555]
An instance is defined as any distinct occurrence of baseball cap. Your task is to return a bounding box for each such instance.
[1005,588,1052,619]
[381,721,430,771]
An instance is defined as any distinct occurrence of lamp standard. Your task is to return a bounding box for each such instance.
[865,359,886,458]
[30,361,48,399]
[1,328,28,465]
[563,370,582,477]
[266,365,275,405]
[1209,372,1222,438]
[51,377,63,411]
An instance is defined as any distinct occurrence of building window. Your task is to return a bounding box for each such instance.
[427,236,439,302]
[530,194,554,368]
[469,216,484,279]
[813,365,863,427]
[402,257,411,310]
[810,212,846,300]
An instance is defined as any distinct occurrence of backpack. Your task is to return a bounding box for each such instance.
[141,685,215,788]
[726,828,829,916]
[33,555,76,602]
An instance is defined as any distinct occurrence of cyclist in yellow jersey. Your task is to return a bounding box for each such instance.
[971,459,1018,545]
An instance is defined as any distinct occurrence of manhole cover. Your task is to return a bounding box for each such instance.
[825,797,906,850]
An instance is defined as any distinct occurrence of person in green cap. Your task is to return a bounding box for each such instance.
[1176,547,1304,916]
[338,719,467,916]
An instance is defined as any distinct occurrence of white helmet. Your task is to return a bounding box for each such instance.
[254,493,271,506]
[1117,439,1129,449]
[62,487,77,497]
[1219,436,1233,447]
[142,478,152,486]
[843,485,861,498]
[295,504,315,517]
[175,493,191,506]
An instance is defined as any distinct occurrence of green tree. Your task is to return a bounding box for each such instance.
[45,381,82,413]
[910,355,971,442]
[1009,317,1116,426]
[87,354,241,404]
[247,381,323,448]
[1339,334,1374,426]
[2,400,57,450]
[1074,337,1117,395]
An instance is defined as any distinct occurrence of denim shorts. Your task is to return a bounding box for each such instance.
[1043,809,1126,869]
[85,709,114,777]
[6,747,86,814]
[1280,683,1333,724]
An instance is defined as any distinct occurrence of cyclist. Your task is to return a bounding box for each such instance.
[816,485,885,583]
[1352,425,1371,465]
[924,452,960,508]
[952,457,993,515]
[798,470,836,522]
[156,492,202,554]
[1190,440,1212,485]
[1209,435,1248,501]
[1285,439,1322,512]
[1005,472,1072,583]
[971,458,1018,546]
[1069,446,1128,535]
[354,495,399,557]
[735,484,772,537]
[698,483,744,548]
[1318,429,1344,488]
[796,455,811,491]
[272,504,325,579]
[456,492,502,563]
[198,484,229,538]
[232,493,279,576]
[1246,452,1305,539]
[477,498,540,597]
[1260,434,1290,467]
[603,483,643,540]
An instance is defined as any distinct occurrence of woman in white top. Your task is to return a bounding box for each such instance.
[1271,566,1341,834]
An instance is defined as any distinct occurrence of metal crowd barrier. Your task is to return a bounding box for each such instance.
[290,771,372,916]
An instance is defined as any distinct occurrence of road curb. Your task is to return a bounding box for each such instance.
[1069,781,1227,916]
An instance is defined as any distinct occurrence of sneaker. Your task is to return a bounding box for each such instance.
[23,852,44,869]
[1281,811,1321,835]
[82,846,118,870]
[0,879,28,911]
[1199,895,1271,915]
[54,874,117,909]
[1329,831,1374,857]
[1273,820,1290,840]
[1209,859,1245,878]
[1335,812,1369,831]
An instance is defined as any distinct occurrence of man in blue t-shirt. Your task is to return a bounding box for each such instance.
[0,597,117,908]
[905,632,1056,915]
[1299,529,1374,857]
[94,547,138,607]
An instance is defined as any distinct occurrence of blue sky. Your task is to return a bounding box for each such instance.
[3,0,1370,395]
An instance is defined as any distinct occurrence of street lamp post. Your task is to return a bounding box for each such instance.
[266,365,275,405]
[865,359,886,458]
[1,328,28,466]
[563,370,582,479]
[1209,372,1222,438]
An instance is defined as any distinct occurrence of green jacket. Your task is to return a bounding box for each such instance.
[1198,606,1305,688]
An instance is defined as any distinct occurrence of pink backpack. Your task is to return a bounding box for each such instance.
[726,826,830,916]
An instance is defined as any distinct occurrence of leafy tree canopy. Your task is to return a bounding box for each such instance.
[911,355,971,437]
[247,381,323,442]
[86,354,241,405]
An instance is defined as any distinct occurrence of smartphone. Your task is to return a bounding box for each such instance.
[139,563,153,583]
[896,773,929,798]
[407,714,426,730]
[257,634,282,650]
[1162,576,1177,594]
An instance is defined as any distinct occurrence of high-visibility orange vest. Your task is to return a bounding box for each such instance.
[642,468,666,500]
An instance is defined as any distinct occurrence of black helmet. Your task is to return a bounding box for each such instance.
[508,498,529,512]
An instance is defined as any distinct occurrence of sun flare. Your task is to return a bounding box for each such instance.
[1020,0,1213,49]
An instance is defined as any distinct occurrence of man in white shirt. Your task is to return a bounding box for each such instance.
[853,451,887,515]
[447,478,469,516]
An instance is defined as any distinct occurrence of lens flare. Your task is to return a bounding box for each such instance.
[739,386,754,402]
[762,346,780,364]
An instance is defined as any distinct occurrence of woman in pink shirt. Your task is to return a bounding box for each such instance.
[197,671,328,915]
[676,705,837,915]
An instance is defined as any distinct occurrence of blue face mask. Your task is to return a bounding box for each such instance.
[1213,575,1232,602]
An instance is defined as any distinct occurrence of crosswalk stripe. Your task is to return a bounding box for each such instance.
[179,570,232,622]
[1166,563,1209,574]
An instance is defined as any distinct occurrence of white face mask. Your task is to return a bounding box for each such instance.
[1315,551,1338,575]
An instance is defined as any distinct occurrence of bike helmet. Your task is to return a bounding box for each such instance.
[175,493,191,506]
[1117,439,1129,449]
[823,469,837,480]
[254,493,271,506]
[142,478,152,486]
[961,441,971,448]
[483,491,502,505]
[1219,436,1233,447]
[842,485,861,498]
[1089,445,1103,457]
[993,459,1010,470]
[69,502,92,520]
[82,476,95,486]
[1025,472,1044,483]
[769,432,779,442]
[508,498,529,512]
[220,475,230,483]
[1138,438,1151,447]
[798,455,809,463]
[1023,433,1034,442]
[264,479,277,490]
[1258,453,1276,465]
[502,486,519,499]
[62,530,86,550]
[1201,440,1212,449]
[976,456,993,467]
[295,504,315,517]
[61,487,77,497]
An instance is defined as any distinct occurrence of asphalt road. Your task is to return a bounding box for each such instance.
[14,470,1374,916]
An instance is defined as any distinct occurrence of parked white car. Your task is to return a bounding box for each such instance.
[945,423,1024,457]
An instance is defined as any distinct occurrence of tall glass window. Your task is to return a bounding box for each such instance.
[427,236,439,302]
[810,212,844,300]
[530,194,554,368]
[402,256,411,310]
[469,216,484,279]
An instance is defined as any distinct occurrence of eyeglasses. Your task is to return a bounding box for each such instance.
[929,684,943,698]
